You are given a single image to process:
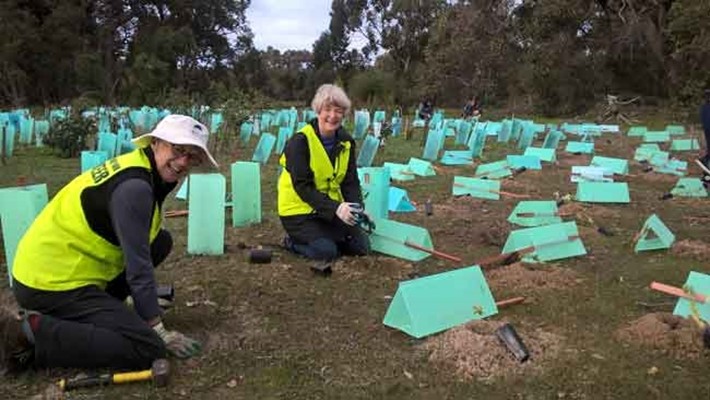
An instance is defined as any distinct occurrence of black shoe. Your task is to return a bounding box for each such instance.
[282,235,295,252]
[0,309,34,375]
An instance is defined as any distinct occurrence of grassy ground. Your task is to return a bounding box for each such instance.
[2,115,710,399]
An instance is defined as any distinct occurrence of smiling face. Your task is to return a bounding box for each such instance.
[151,139,204,183]
[317,102,345,137]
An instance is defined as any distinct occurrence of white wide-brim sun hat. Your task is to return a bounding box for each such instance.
[132,114,219,168]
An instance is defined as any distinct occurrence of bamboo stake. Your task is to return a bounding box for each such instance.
[371,232,462,263]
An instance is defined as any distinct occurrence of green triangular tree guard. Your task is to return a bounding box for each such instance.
[80,151,109,173]
[506,155,541,170]
[498,120,512,143]
[565,141,594,154]
[188,174,226,255]
[502,221,586,263]
[356,135,381,167]
[542,130,563,149]
[384,162,415,181]
[475,160,511,179]
[358,167,390,220]
[524,147,556,162]
[670,139,700,151]
[517,124,536,150]
[382,265,498,339]
[665,125,685,135]
[671,178,707,197]
[440,150,474,166]
[422,129,445,161]
[455,121,472,145]
[251,133,276,164]
[590,156,628,175]
[240,121,253,144]
[369,218,432,261]
[388,187,416,212]
[508,200,562,227]
[453,176,500,200]
[634,144,661,162]
[231,162,261,227]
[599,124,620,133]
[468,129,486,158]
[627,126,648,137]
[275,127,293,154]
[407,158,436,176]
[0,184,48,285]
[672,271,710,322]
[571,166,613,183]
[575,182,630,203]
[634,214,675,253]
[643,131,670,143]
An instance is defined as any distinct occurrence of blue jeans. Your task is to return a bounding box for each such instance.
[291,233,369,261]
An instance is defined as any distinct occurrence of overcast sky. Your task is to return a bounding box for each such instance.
[246,0,366,52]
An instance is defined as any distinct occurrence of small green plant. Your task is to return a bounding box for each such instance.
[45,116,94,158]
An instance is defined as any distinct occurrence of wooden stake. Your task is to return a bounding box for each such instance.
[496,296,526,309]
[165,210,189,218]
[371,232,462,263]
[649,281,707,303]
[515,212,573,218]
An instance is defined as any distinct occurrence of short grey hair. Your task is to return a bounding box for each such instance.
[311,84,351,114]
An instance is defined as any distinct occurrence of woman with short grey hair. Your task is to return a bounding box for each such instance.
[277,83,369,261]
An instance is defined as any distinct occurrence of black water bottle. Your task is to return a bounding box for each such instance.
[425,198,433,216]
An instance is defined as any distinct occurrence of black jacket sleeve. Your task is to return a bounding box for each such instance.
[109,178,161,321]
[283,133,341,220]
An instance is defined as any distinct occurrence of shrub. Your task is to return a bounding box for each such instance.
[44,116,93,158]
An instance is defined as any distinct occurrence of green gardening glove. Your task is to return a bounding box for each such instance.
[152,322,202,359]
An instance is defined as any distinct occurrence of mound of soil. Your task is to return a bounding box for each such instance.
[615,312,705,359]
[423,320,564,381]
[486,263,582,294]
[671,239,710,261]
[334,256,414,281]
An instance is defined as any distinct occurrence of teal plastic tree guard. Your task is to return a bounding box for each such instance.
[634,145,661,162]
[382,265,497,339]
[251,133,276,164]
[407,158,436,176]
[456,121,472,145]
[353,110,370,139]
[373,110,386,124]
[0,184,48,284]
[672,271,710,323]
[643,131,670,143]
[175,177,188,200]
[627,126,648,137]
[671,178,707,197]
[97,132,118,158]
[670,139,700,151]
[648,151,671,167]
[239,121,253,144]
[275,127,293,154]
[187,174,226,255]
[634,214,675,253]
[524,147,556,162]
[359,167,390,220]
[565,141,594,154]
[468,129,486,158]
[508,200,562,227]
[506,155,542,170]
[210,112,223,133]
[389,187,416,212]
[231,162,261,227]
[502,221,586,263]
[590,156,628,175]
[384,162,416,181]
[599,124,620,133]
[498,120,513,143]
[475,160,511,179]
[453,176,501,200]
[511,119,523,141]
[665,125,685,135]
[484,121,502,136]
[517,124,536,150]
[34,120,49,146]
[542,130,563,149]
[357,135,381,167]
[19,117,33,144]
[440,150,474,166]
[575,182,630,203]
[652,159,687,176]
[81,151,109,173]
[2,124,16,157]
[369,218,432,261]
[571,166,613,183]
[422,129,445,161]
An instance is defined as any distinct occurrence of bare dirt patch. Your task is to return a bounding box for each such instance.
[615,312,705,359]
[671,239,710,261]
[556,154,592,168]
[422,320,564,381]
[486,262,582,294]
[334,256,414,281]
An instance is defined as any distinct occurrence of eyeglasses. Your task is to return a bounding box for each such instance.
[167,142,204,166]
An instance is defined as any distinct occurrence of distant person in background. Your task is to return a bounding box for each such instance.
[418,99,434,123]
[462,96,482,119]
[700,89,710,167]
[278,84,370,261]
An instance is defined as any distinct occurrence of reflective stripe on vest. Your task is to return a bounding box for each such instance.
[277,124,351,216]
[12,149,162,291]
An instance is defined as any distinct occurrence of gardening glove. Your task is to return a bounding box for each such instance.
[336,202,359,226]
[152,322,201,359]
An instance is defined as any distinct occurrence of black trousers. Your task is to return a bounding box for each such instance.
[704,128,710,160]
[12,230,172,370]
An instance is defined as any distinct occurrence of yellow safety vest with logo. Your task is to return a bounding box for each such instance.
[277,124,351,216]
[13,148,163,291]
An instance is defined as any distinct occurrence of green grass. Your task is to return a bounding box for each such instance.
[2,117,710,399]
